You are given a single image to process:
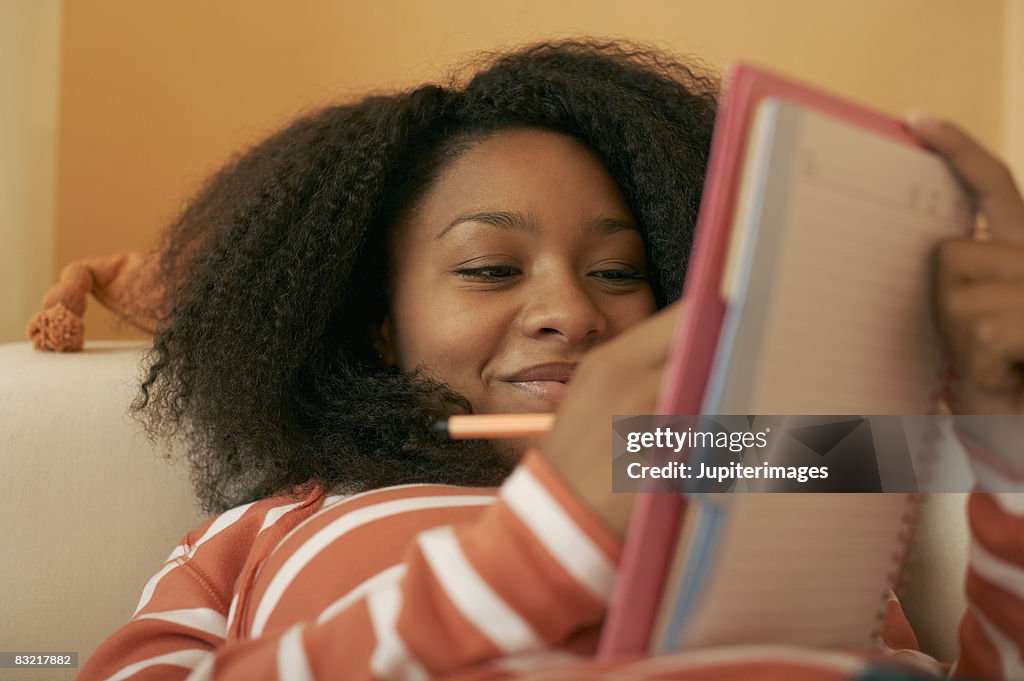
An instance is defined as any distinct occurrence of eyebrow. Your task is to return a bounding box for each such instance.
[434,211,638,241]
[587,216,638,236]
[435,211,536,240]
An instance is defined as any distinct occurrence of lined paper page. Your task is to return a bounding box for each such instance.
[677,493,910,649]
[713,100,972,414]
[672,100,971,651]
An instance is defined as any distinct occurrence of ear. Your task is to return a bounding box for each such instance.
[373,317,399,368]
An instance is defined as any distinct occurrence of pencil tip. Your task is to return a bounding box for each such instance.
[432,419,449,437]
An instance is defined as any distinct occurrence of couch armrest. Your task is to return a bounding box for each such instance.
[0,341,205,680]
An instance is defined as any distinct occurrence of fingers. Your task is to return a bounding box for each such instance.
[905,113,1024,245]
[941,281,1024,323]
[542,305,683,538]
[569,301,683,419]
[934,246,1024,395]
[934,239,1024,298]
[915,117,1024,404]
[959,311,1024,394]
[936,280,1024,359]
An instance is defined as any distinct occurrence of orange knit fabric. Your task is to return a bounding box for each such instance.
[26,251,164,351]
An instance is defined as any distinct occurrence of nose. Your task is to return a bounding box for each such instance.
[520,269,607,346]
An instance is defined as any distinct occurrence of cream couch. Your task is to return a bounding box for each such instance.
[0,341,205,681]
[0,340,968,680]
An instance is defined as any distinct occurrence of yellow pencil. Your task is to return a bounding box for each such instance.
[434,413,556,439]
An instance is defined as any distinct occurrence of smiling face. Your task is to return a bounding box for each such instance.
[380,128,657,415]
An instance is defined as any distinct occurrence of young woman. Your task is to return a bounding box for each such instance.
[79,41,1024,681]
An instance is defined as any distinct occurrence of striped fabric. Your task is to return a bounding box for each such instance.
[78,450,1023,681]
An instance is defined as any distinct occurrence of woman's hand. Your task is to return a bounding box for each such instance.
[907,114,1024,456]
[539,302,684,537]
[908,114,1024,412]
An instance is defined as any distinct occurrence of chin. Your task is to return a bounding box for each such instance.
[501,438,539,462]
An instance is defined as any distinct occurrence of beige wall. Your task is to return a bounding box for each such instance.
[53,0,1010,340]
[0,0,62,343]
[1004,0,1024,183]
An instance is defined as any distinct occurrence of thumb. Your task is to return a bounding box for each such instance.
[905,112,1024,245]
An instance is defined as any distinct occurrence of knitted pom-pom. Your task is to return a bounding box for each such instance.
[42,263,91,316]
[26,302,86,352]
[27,250,165,350]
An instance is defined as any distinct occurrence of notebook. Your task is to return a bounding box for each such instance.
[597,64,972,658]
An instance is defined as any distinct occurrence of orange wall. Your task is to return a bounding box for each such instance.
[55,0,1007,339]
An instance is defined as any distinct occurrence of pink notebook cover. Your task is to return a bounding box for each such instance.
[596,63,925,659]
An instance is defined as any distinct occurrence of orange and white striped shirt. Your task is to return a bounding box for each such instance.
[79,449,1024,681]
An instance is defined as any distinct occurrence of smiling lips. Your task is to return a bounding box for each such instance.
[501,362,577,404]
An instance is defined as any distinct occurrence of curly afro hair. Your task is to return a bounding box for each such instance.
[136,39,719,513]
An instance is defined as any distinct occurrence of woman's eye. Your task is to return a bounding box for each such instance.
[454,265,520,281]
[591,268,648,284]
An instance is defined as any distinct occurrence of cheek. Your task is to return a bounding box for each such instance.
[609,289,658,333]
[393,293,503,380]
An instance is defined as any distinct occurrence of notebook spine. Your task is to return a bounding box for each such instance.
[871,491,926,642]
[871,355,950,642]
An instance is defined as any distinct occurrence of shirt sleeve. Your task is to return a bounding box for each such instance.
[76,451,621,681]
[77,490,325,681]
[953,429,1024,681]
[273,450,621,681]
[85,442,999,681]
